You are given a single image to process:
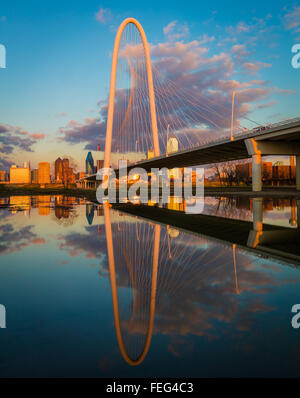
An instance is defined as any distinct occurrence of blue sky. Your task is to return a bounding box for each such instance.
[0,0,299,171]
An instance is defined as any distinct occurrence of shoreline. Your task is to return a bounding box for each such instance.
[1,185,300,199]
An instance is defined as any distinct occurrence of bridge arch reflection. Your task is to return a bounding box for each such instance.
[104,203,160,365]
[103,204,245,366]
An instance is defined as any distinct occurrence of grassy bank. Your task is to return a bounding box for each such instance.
[0,184,97,201]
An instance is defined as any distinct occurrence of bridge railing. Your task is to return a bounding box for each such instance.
[113,116,300,169]
[233,116,300,140]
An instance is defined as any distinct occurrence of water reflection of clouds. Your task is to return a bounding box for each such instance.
[1,196,299,369]
[56,209,296,350]
[58,225,107,262]
[0,223,46,255]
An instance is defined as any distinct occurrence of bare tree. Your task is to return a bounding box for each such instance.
[221,162,236,186]
[212,163,222,186]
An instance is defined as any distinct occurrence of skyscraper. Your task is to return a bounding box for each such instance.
[86,152,94,175]
[55,158,63,182]
[31,169,38,183]
[38,162,50,184]
[55,157,75,184]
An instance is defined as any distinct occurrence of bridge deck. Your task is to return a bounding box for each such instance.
[119,118,300,173]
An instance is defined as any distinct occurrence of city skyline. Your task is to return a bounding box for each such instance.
[0,0,299,171]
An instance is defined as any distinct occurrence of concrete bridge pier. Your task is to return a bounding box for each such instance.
[246,138,300,192]
[252,153,262,192]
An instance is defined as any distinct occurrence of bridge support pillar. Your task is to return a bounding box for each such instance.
[296,156,300,190]
[252,154,262,192]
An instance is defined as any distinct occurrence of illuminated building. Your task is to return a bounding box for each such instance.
[31,169,38,183]
[76,171,85,180]
[10,165,31,184]
[55,158,63,182]
[55,157,75,184]
[0,171,7,182]
[38,162,50,184]
[86,152,95,175]
[97,160,104,172]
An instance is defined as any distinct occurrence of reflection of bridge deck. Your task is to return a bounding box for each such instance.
[113,203,300,266]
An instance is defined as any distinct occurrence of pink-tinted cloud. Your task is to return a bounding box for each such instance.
[163,20,189,41]
[284,6,300,36]
[257,100,277,109]
[95,6,112,24]
[57,19,291,151]
[242,62,272,72]
[31,238,46,245]
[30,133,45,140]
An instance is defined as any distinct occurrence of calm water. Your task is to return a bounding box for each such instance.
[0,195,300,378]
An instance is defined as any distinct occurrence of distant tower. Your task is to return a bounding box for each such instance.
[86,152,94,175]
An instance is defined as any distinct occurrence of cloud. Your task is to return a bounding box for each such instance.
[57,19,289,151]
[0,123,45,170]
[256,100,277,109]
[231,44,249,56]
[58,116,107,150]
[95,6,112,24]
[0,158,13,171]
[198,33,215,45]
[30,133,45,140]
[273,88,296,95]
[58,217,294,345]
[284,6,300,36]
[163,21,177,35]
[242,62,272,72]
[163,20,189,41]
[0,224,42,255]
[0,123,45,154]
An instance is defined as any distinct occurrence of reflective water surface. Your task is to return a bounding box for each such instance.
[0,195,300,378]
